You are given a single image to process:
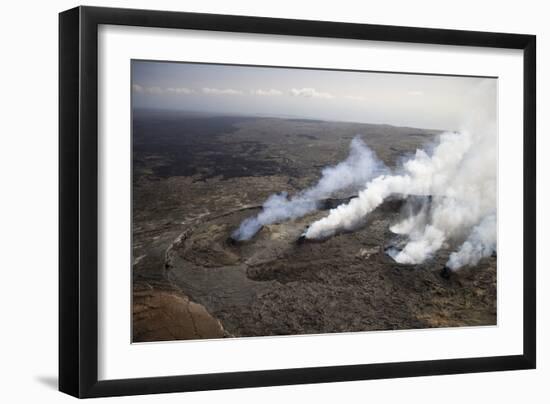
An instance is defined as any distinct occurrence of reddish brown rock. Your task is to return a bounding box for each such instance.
[133,286,225,342]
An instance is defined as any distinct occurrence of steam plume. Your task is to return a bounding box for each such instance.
[232,136,386,240]
[305,121,496,270]
[446,214,496,270]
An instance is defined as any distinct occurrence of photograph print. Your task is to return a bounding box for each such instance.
[131,60,497,343]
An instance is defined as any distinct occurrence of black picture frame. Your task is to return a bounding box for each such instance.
[59,5,536,398]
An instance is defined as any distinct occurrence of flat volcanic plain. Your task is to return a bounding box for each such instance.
[132,109,496,342]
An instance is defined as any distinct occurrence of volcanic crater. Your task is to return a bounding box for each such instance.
[132,112,497,342]
[164,196,496,338]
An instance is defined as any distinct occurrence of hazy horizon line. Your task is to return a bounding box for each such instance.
[132,107,450,133]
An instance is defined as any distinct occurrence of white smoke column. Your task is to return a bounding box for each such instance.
[446,214,496,270]
[232,136,387,240]
[390,198,427,235]
[305,119,496,269]
[390,224,446,264]
[305,130,475,239]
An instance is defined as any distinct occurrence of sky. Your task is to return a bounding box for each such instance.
[132,60,497,131]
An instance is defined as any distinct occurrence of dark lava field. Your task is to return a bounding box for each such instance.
[131,109,496,342]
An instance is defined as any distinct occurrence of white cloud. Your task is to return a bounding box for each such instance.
[344,95,366,101]
[202,87,244,95]
[166,87,195,95]
[132,85,164,94]
[132,84,195,95]
[250,88,283,96]
[290,87,333,99]
[408,90,424,96]
[146,86,163,95]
